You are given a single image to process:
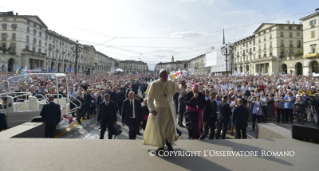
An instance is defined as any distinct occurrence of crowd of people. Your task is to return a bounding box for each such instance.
[1,71,319,140]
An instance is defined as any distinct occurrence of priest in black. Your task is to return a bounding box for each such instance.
[232,99,249,139]
[216,95,232,139]
[122,91,143,139]
[97,94,117,139]
[200,91,218,140]
[184,84,206,139]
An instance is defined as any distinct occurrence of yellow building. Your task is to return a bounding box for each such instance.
[300,8,319,75]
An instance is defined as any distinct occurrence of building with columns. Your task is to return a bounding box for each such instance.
[117,60,148,74]
[0,11,149,74]
[154,56,189,74]
[233,21,304,75]
[300,8,319,75]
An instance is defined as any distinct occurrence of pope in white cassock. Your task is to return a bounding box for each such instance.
[143,69,186,155]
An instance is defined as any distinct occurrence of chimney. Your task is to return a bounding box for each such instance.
[16,13,18,15]
[316,8,319,13]
[292,21,295,24]
[287,20,290,24]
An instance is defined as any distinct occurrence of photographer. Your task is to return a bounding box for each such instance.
[294,95,305,123]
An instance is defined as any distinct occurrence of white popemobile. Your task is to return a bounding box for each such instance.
[0,73,81,129]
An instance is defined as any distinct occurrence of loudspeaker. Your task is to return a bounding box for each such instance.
[292,125,319,142]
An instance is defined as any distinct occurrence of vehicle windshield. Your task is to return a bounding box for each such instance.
[0,75,30,94]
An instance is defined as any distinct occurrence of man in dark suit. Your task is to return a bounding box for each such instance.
[84,89,93,119]
[96,90,106,108]
[40,96,61,138]
[201,91,218,140]
[216,95,232,139]
[232,99,249,139]
[97,94,117,139]
[178,91,186,127]
[116,88,126,116]
[122,91,143,139]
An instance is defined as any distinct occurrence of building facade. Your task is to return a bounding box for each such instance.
[117,60,148,74]
[300,8,319,75]
[0,11,148,74]
[154,56,189,74]
[233,22,304,75]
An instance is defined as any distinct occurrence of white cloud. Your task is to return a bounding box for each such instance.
[170,31,212,38]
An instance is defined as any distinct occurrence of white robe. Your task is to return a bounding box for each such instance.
[143,79,185,147]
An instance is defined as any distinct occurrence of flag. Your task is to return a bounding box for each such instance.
[67,67,71,72]
[49,68,52,73]
[171,70,182,79]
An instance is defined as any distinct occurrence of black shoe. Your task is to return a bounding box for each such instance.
[178,131,182,137]
[155,147,164,155]
[166,140,173,151]
[137,132,143,136]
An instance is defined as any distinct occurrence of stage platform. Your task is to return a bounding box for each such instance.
[0,124,319,171]
[1,138,318,171]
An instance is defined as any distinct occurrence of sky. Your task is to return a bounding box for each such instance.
[0,0,317,70]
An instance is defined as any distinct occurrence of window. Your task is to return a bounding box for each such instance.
[289,32,293,37]
[280,26,284,29]
[289,40,293,47]
[45,42,47,47]
[49,43,52,49]
[280,32,284,37]
[10,43,16,52]
[297,26,301,30]
[39,32,42,37]
[27,27,29,33]
[38,48,41,53]
[26,35,29,43]
[270,41,272,48]
[309,19,316,26]
[11,24,17,30]
[33,29,37,35]
[3,18,8,21]
[25,45,29,50]
[297,40,301,48]
[311,46,316,53]
[32,46,36,52]
[2,24,7,30]
[27,20,30,24]
[297,32,300,37]
[289,50,294,56]
[281,40,284,47]
[1,43,6,49]
[311,31,315,38]
[45,34,48,40]
[11,33,16,40]
[33,38,36,45]
[39,40,41,46]
[40,26,42,30]
[34,23,36,27]
[1,33,8,41]
[289,26,292,30]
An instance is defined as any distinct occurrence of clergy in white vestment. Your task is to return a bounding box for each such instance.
[143,69,186,155]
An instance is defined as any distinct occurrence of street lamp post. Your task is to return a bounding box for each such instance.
[71,40,82,75]
[221,43,232,76]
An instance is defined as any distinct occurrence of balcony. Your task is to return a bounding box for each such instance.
[22,49,47,57]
